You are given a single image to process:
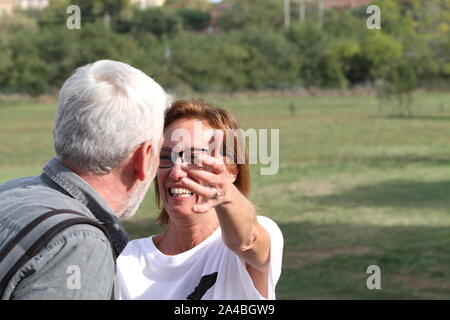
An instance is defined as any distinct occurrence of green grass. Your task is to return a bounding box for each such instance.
[1,92,450,299]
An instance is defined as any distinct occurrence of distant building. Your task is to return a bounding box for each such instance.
[0,0,14,15]
[281,0,373,10]
[14,0,49,10]
[0,0,49,14]
[313,0,373,10]
[131,0,166,9]
[1,0,167,15]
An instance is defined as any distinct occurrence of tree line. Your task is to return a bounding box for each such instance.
[0,0,449,96]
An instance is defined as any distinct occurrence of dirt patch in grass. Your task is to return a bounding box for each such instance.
[283,246,373,268]
[392,274,450,291]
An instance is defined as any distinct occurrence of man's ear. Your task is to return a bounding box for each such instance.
[133,141,153,181]
[227,165,238,183]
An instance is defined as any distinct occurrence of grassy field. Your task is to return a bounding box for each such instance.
[1,92,450,299]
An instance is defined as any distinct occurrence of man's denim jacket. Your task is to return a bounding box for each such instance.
[0,158,129,299]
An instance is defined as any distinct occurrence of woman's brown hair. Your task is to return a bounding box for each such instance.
[154,99,250,226]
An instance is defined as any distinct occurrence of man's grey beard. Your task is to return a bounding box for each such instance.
[118,168,156,220]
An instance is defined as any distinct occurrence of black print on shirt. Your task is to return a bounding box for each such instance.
[186,272,218,300]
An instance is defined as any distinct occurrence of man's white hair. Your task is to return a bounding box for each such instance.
[54,60,171,175]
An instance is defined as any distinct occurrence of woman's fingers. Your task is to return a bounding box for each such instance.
[187,153,225,173]
[180,177,217,199]
[182,167,220,187]
[178,131,228,214]
[181,155,225,176]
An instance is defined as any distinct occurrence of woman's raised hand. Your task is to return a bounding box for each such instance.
[179,132,235,213]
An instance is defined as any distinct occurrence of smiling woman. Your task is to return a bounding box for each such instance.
[116,99,284,300]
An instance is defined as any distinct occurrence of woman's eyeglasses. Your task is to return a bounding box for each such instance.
[158,147,209,169]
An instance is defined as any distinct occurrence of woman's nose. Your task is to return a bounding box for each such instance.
[168,160,187,181]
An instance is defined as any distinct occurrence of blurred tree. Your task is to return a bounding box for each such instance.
[35,26,80,88]
[360,30,403,80]
[0,36,13,91]
[164,33,247,91]
[358,27,416,115]
[165,0,212,10]
[233,26,300,90]
[162,27,300,92]
[287,22,346,89]
[327,38,360,87]
[39,0,70,25]
[74,22,141,66]
[130,7,182,38]
[217,0,283,31]
[0,12,38,33]
[0,0,448,96]
[70,0,131,19]
[7,32,48,96]
[178,8,211,31]
[409,0,450,87]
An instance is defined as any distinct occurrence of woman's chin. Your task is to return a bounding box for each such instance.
[166,196,198,217]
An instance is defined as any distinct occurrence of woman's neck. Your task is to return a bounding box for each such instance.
[154,213,220,255]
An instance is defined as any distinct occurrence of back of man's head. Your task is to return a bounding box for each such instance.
[54,60,171,175]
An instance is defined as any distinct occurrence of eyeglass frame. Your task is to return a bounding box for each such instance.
[158,147,209,169]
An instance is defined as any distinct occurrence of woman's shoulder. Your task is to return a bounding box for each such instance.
[256,216,284,245]
[256,216,281,232]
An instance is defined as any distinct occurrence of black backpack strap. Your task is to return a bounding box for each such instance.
[0,209,111,299]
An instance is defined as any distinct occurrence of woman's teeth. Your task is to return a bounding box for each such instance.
[170,187,194,197]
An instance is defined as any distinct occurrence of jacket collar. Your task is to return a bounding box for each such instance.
[41,157,129,256]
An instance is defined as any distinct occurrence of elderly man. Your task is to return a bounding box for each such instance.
[0,60,171,299]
